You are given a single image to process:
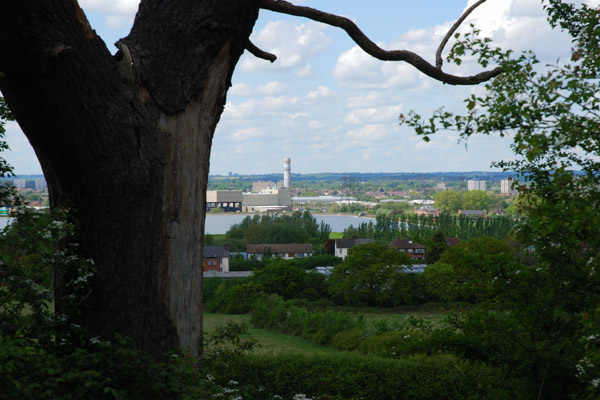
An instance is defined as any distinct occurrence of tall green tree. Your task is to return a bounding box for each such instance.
[403,1,600,397]
[329,242,413,306]
[462,190,488,210]
[434,190,463,213]
[425,229,447,264]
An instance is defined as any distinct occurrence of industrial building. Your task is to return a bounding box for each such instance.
[242,188,291,212]
[206,190,242,212]
[206,157,293,213]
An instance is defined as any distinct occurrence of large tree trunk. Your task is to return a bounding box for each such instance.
[0,0,259,355]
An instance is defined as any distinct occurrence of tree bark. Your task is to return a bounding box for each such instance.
[0,0,259,355]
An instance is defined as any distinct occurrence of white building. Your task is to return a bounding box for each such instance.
[242,188,291,212]
[501,178,516,195]
[333,238,374,259]
[467,180,487,191]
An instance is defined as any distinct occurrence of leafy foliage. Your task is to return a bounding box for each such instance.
[328,242,413,307]
[401,1,600,397]
[226,211,332,246]
[344,212,516,242]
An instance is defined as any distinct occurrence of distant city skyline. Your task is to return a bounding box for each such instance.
[2,0,595,175]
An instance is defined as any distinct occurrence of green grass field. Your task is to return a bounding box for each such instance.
[204,313,342,356]
[204,307,449,356]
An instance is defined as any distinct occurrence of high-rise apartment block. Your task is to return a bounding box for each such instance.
[501,178,516,195]
[467,180,486,191]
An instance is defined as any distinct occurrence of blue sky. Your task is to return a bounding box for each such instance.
[2,0,592,175]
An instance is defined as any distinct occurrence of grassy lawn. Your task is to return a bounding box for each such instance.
[205,306,450,356]
[204,313,342,356]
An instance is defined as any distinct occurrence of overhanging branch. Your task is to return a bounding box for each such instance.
[246,40,277,62]
[259,0,502,85]
[436,0,488,69]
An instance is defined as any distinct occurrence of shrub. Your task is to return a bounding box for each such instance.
[358,330,431,358]
[250,295,357,345]
[332,329,362,351]
[207,352,528,400]
[206,281,264,314]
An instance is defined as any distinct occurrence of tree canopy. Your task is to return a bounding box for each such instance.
[403,1,600,397]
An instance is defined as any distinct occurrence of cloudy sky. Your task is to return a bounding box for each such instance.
[1,0,591,175]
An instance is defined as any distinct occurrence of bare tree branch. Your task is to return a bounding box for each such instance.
[436,0,488,69]
[259,0,502,85]
[247,40,277,62]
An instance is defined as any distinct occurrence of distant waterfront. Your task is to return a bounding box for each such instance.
[1,214,373,235]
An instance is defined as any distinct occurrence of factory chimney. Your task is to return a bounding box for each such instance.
[283,157,291,188]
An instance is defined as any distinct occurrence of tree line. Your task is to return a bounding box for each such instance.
[343,213,517,242]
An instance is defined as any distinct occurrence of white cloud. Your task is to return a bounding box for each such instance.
[257,81,287,96]
[239,20,332,73]
[79,0,139,29]
[229,83,253,96]
[222,100,259,119]
[297,65,313,78]
[262,95,300,111]
[309,120,324,129]
[334,46,424,90]
[346,91,389,108]
[229,127,264,141]
[346,124,391,141]
[345,105,403,125]
[306,86,335,99]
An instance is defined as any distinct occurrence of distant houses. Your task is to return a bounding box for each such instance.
[203,245,230,272]
[388,238,427,260]
[414,205,440,217]
[247,243,313,260]
[457,209,487,219]
[326,237,374,259]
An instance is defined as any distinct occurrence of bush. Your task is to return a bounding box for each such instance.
[252,260,329,300]
[358,330,431,358]
[251,294,356,345]
[332,329,362,351]
[206,281,264,314]
[207,352,528,400]
[203,277,249,303]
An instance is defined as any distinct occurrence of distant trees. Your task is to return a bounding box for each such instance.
[344,213,516,242]
[462,190,488,210]
[225,211,331,246]
[434,190,463,213]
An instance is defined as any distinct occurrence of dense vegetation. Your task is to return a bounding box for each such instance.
[343,212,516,242]
[214,211,332,252]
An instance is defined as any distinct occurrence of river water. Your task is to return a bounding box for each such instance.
[0,214,374,235]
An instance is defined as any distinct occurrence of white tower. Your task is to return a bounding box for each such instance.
[283,157,291,188]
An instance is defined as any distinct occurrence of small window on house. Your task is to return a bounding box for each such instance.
[408,249,414,253]
[415,249,424,254]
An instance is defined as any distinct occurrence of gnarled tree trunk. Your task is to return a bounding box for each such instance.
[0,0,260,355]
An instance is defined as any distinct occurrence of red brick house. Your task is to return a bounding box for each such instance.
[457,209,487,219]
[414,206,440,217]
[203,246,229,272]
[388,238,426,260]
